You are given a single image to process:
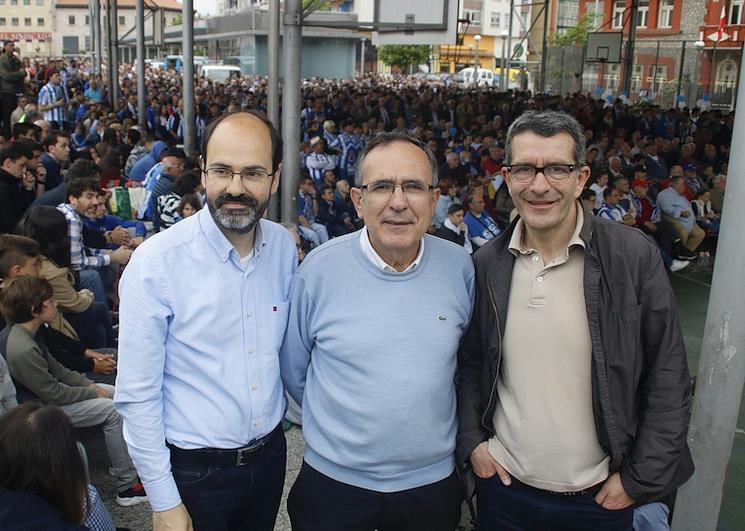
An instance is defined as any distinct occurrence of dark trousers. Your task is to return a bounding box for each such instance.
[476,475,633,531]
[64,302,115,349]
[288,461,462,531]
[171,427,287,531]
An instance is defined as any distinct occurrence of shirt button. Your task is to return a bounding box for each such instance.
[532,255,539,262]
[246,312,253,318]
[537,276,544,283]
[248,348,255,354]
[251,384,258,391]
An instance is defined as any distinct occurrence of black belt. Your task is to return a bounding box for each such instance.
[533,480,605,497]
[167,423,281,468]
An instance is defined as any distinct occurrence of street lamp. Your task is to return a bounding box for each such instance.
[694,40,706,103]
[360,37,367,77]
[500,29,509,91]
[474,34,482,72]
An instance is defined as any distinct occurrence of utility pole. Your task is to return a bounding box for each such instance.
[182,0,195,156]
[281,0,301,223]
[267,0,280,221]
[505,0,514,91]
[621,0,639,96]
[670,46,745,531]
[539,0,549,92]
[135,0,146,129]
[110,0,119,109]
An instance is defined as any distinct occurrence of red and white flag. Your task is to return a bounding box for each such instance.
[717,5,726,42]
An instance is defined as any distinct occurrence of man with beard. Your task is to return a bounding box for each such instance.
[115,111,297,531]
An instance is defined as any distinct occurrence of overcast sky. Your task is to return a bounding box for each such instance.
[193,0,217,16]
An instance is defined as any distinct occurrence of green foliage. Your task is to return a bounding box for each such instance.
[378,45,430,68]
[171,13,183,26]
[302,0,330,14]
[549,12,601,47]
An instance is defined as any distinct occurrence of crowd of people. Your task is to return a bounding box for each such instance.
[0,43,731,530]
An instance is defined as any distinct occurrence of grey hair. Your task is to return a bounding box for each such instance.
[504,111,586,166]
[712,174,726,184]
[354,132,438,187]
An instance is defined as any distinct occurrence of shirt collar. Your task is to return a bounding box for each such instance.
[508,203,585,257]
[198,207,266,263]
[359,226,424,273]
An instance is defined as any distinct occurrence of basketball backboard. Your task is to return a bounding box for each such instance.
[586,32,623,63]
[355,0,458,46]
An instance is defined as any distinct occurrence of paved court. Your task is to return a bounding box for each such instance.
[83,259,744,531]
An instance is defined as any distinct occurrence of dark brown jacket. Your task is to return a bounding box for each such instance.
[456,204,694,504]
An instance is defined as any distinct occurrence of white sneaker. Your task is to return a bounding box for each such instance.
[670,259,690,272]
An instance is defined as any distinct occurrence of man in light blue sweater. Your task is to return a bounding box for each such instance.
[280,133,475,531]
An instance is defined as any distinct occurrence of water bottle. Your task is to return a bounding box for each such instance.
[698,251,706,265]
[704,251,711,266]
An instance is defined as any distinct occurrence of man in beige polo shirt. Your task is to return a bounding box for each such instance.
[457,111,694,530]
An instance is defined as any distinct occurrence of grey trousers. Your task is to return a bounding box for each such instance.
[61,383,138,491]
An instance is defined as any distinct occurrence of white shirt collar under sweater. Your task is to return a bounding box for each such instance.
[444,218,473,254]
[359,227,424,273]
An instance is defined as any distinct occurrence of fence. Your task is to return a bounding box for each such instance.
[544,39,742,111]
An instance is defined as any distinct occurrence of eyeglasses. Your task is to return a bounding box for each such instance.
[203,166,277,184]
[359,180,435,197]
[506,164,578,183]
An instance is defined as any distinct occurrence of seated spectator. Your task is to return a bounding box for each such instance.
[40,131,70,191]
[0,276,146,507]
[124,133,154,180]
[588,171,608,211]
[333,179,359,232]
[463,193,500,249]
[613,176,634,215]
[85,195,146,249]
[691,189,720,235]
[306,137,336,186]
[297,176,329,246]
[29,157,100,210]
[178,193,202,220]
[0,234,116,377]
[597,187,634,226]
[0,142,33,234]
[22,207,117,349]
[156,169,202,231]
[435,203,473,254]
[148,148,186,232]
[683,163,707,197]
[580,188,597,214]
[657,176,704,259]
[439,151,468,188]
[317,185,349,237]
[127,139,167,183]
[492,181,515,228]
[433,177,460,229]
[0,401,119,530]
[0,343,16,414]
[57,177,132,306]
[709,174,726,214]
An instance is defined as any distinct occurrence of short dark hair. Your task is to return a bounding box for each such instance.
[580,188,596,201]
[65,176,100,200]
[12,122,35,139]
[0,234,40,279]
[126,128,141,145]
[65,158,101,181]
[603,186,615,199]
[201,110,282,172]
[172,170,202,197]
[447,203,465,215]
[20,207,71,269]
[42,130,69,151]
[15,137,43,155]
[0,401,89,524]
[0,275,53,323]
[354,132,438,187]
[504,111,586,166]
[0,142,30,165]
[178,193,202,216]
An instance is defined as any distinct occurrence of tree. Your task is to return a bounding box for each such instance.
[378,45,430,71]
[549,12,601,47]
[171,13,183,26]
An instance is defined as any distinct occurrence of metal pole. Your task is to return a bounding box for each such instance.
[360,38,366,77]
[505,0,514,91]
[281,0,301,224]
[182,0,195,156]
[501,37,507,91]
[93,0,102,75]
[670,45,745,531]
[708,41,718,97]
[653,39,660,103]
[676,40,686,106]
[105,0,114,105]
[111,0,119,109]
[560,47,566,95]
[89,0,96,73]
[621,0,639,96]
[267,0,280,221]
[136,0,146,129]
[539,0,549,92]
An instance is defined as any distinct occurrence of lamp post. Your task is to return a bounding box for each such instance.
[473,34,482,72]
[360,37,366,77]
[694,40,706,105]
[500,29,509,91]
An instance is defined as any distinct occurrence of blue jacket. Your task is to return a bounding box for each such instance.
[128,141,167,182]
[0,488,87,530]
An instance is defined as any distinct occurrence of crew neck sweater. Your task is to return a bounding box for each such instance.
[280,231,475,492]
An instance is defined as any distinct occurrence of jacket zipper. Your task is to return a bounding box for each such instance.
[481,280,502,432]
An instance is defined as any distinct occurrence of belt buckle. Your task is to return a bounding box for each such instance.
[236,447,251,466]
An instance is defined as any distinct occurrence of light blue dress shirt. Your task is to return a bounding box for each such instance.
[656,187,694,231]
[114,207,297,512]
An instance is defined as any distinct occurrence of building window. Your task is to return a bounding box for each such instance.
[11,17,18,25]
[10,0,16,4]
[464,9,482,25]
[85,15,90,24]
[23,0,29,4]
[612,0,626,29]
[37,17,44,25]
[85,36,90,50]
[0,0,5,5]
[658,0,674,28]
[69,15,75,24]
[119,15,125,25]
[228,0,237,8]
[24,17,30,25]
[731,0,743,25]
[637,0,649,27]
[36,0,42,4]
[490,12,501,27]
[716,59,738,88]
[0,17,5,25]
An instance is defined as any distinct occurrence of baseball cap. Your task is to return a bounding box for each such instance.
[632,179,648,189]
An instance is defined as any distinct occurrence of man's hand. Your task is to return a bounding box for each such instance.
[21,171,35,190]
[153,503,194,531]
[595,472,634,510]
[110,226,132,246]
[110,246,133,265]
[469,441,512,485]
[88,384,111,398]
[644,221,657,232]
[680,210,691,218]
[622,213,636,226]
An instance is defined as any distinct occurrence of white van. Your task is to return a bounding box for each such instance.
[200,65,242,83]
[457,67,495,88]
